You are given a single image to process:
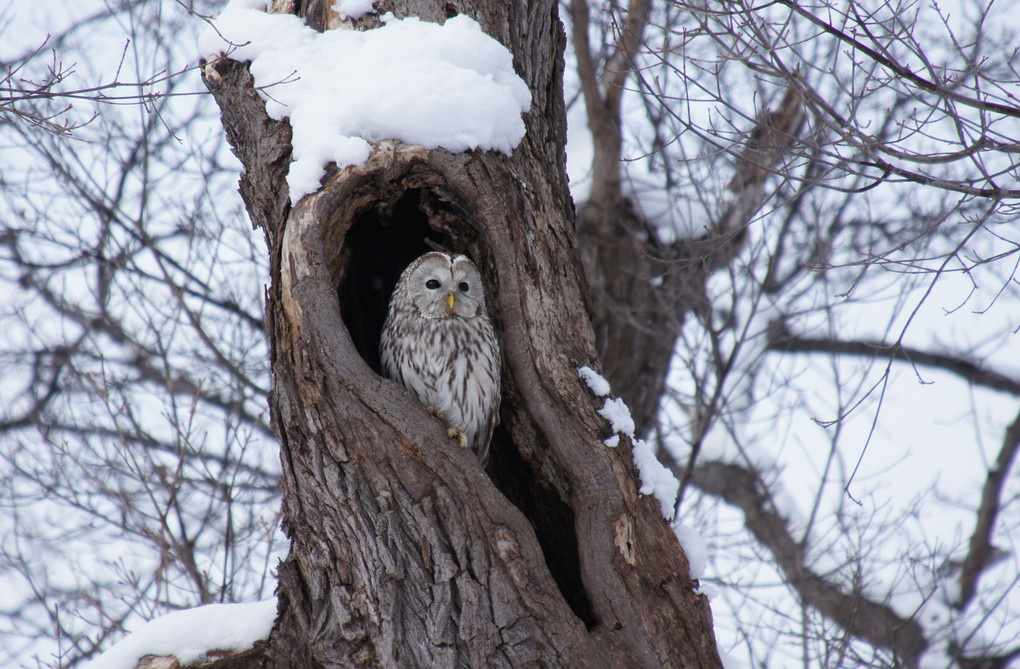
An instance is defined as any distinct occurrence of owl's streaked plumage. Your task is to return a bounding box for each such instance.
[379,252,500,463]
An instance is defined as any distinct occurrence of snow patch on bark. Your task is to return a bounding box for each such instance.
[579,367,679,521]
[631,438,679,520]
[577,365,611,396]
[334,0,375,19]
[597,397,636,437]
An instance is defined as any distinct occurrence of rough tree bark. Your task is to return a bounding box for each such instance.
[201,1,720,667]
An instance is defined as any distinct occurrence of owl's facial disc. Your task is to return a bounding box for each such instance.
[409,254,486,320]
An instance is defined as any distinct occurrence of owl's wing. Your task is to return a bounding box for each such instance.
[474,323,501,466]
[475,393,499,467]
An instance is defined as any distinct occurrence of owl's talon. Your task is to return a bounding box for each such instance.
[428,406,445,420]
[448,428,468,448]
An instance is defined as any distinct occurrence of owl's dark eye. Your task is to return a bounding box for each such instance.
[425,279,441,290]
[458,282,470,292]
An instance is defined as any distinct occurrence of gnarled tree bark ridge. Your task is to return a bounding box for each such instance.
[202,1,721,667]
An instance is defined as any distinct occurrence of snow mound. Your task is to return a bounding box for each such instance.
[82,599,277,669]
[200,5,532,202]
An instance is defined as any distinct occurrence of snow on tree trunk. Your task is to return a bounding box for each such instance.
[202,1,721,668]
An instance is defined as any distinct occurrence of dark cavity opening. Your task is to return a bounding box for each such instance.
[488,433,598,630]
[338,189,446,373]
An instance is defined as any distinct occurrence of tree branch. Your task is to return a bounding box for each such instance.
[766,321,1020,396]
[956,407,1020,608]
[777,0,1020,120]
[691,461,929,667]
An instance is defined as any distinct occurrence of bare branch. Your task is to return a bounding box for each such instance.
[766,321,1020,396]
[956,407,1020,608]
[691,461,929,667]
[777,0,1020,120]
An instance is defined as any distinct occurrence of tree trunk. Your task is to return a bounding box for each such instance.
[202,1,720,667]
[575,75,804,437]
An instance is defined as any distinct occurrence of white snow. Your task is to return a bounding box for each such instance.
[225,0,271,10]
[334,0,375,19]
[587,380,680,521]
[698,583,720,599]
[597,397,635,437]
[577,365,611,396]
[718,647,744,669]
[632,438,679,520]
[672,522,708,579]
[200,5,531,202]
[82,599,277,669]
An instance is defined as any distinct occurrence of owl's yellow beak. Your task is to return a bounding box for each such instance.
[446,292,456,310]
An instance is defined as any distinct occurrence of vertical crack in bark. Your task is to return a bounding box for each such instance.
[487,433,597,630]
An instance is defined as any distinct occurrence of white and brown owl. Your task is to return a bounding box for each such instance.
[379,252,500,463]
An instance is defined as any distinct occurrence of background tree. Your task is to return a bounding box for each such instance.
[576,1,1020,666]
[2,0,1019,667]
[0,1,281,664]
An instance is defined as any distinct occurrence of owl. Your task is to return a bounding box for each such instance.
[379,252,500,463]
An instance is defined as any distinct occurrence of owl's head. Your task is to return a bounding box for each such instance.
[397,252,489,320]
